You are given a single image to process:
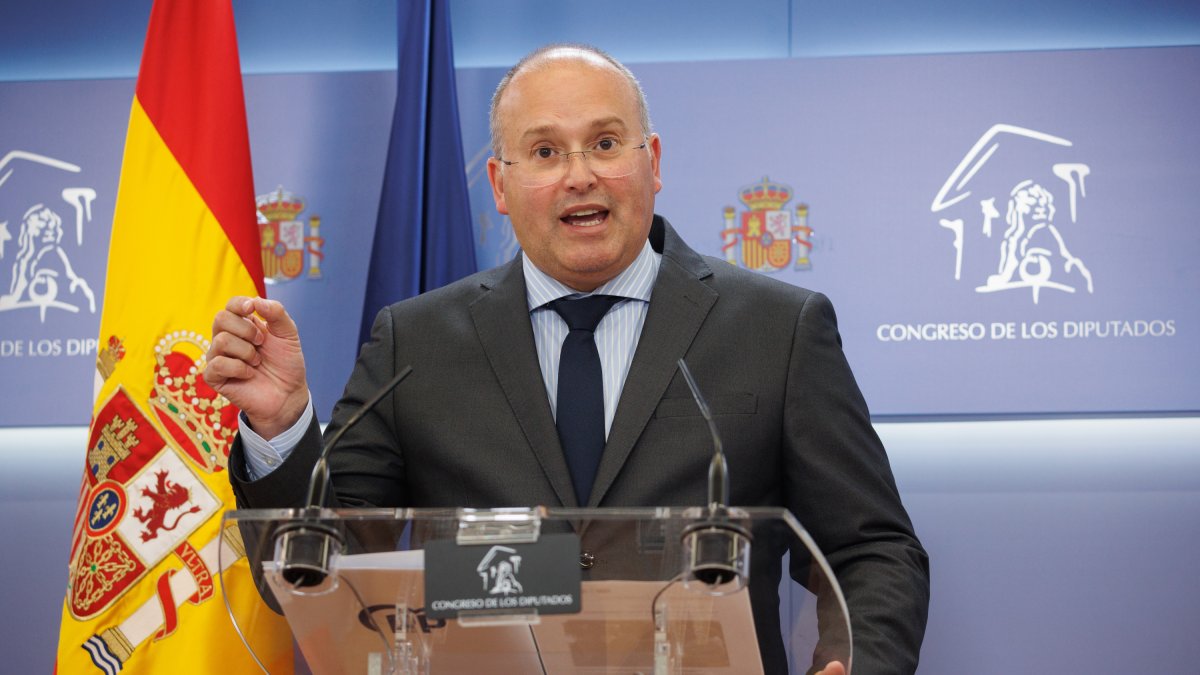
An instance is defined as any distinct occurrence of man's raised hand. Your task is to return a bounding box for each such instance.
[205,296,309,439]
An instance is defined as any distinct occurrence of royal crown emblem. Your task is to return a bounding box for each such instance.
[148,332,237,473]
[721,176,813,272]
[257,185,325,284]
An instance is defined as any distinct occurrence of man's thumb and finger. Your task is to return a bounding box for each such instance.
[249,297,300,342]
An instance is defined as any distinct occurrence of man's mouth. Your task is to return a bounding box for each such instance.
[560,208,609,227]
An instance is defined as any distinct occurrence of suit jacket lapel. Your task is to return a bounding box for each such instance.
[469,258,578,507]
[589,218,717,506]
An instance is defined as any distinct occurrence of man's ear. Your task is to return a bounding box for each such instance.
[487,157,509,215]
[648,133,663,194]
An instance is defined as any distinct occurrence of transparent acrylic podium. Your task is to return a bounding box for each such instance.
[221,506,851,674]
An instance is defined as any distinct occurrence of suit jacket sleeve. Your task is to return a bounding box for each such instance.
[784,291,930,674]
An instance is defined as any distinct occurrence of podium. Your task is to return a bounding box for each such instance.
[221,506,852,674]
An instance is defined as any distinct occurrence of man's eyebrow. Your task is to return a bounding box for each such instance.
[587,116,629,132]
[517,117,630,143]
[518,124,559,143]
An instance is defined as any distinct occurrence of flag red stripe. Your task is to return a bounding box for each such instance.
[134,0,265,296]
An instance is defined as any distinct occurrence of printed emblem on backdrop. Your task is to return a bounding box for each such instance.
[931,124,1094,304]
[0,150,98,321]
[721,176,813,273]
[256,185,325,284]
[69,330,249,659]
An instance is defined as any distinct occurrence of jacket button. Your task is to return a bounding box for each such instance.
[579,551,595,569]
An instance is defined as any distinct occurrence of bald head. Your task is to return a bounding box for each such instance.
[489,44,652,158]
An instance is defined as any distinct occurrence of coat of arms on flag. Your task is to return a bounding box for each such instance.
[257,185,325,284]
[69,365,224,623]
[720,176,814,273]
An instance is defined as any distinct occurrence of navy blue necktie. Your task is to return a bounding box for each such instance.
[550,295,623,505]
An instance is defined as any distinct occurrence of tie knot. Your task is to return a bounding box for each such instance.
[550,295,622,332]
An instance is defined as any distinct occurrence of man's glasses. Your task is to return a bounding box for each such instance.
[499,136,648,188]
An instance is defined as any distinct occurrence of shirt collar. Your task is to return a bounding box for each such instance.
[523,239,660,311]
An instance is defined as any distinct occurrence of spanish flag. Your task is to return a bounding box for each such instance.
[56,1,292,672]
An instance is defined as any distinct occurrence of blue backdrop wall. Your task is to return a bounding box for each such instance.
[1,1,1198,673]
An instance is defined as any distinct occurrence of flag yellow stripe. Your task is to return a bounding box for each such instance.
[96,98,258,408]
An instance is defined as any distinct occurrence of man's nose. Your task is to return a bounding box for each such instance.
[560,152,597,190]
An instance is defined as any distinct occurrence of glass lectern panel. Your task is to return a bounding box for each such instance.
[220,507,851,674]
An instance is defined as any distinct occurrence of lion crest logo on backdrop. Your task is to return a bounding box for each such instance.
[0,150,98,322]
[931,124,1094,304]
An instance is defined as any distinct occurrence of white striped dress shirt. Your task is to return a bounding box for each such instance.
[523,240,661,437]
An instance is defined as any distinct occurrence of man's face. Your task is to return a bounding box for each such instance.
[487,56,662,291]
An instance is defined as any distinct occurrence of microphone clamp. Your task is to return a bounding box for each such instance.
[273,507,344,592]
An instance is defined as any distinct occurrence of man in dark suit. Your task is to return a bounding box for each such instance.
[207,44,928,674]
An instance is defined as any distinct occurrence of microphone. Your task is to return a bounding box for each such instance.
[305,364,414,508]
[676,358,750,590]
[273,365,414,590]
[676,359,729,511]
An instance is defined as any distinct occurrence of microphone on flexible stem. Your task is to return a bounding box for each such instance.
[273,365,414,591]
[676,359,751,592]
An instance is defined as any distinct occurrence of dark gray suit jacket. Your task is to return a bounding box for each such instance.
[231,216,929,674]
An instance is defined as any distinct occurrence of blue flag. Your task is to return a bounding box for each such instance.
[360,0,476,345]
